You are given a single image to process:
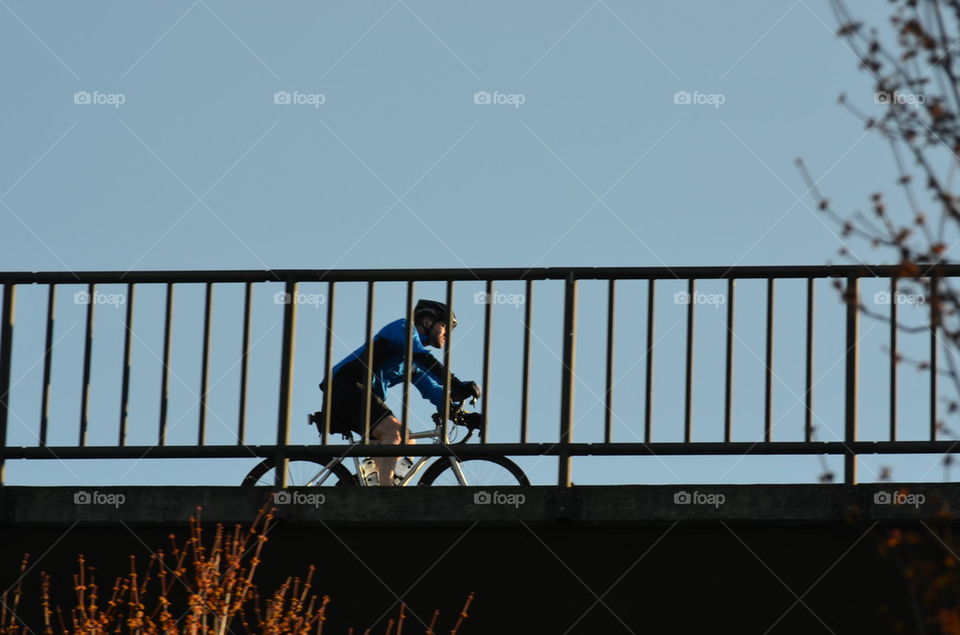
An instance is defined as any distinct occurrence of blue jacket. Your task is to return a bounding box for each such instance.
[322,318,456,409]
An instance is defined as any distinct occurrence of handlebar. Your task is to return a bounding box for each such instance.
[431,398,483,442]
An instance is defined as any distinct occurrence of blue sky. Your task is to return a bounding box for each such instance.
[2,0,954,487]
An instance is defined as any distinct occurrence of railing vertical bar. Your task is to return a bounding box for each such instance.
[764,278,774,444]
[805,278,814,443]
[724,278,735,443]
[198,282,213,446]
[520,280,533,444]
[558,273,578,487]
[0,284,15,484]
[644,279,656,444]
[604,279,616,444]
[79,283,95,447]
[684,279,695,444]
[118,283,135,447]
[322,282,337,445]
[890,277,898,442]
[159,283,174,446]
[844,276,860,485]
[401,282,414,445]
[274,280,298,488]
[481,280,493,444]
[362,281,376,445]
[40,284,55,447]
[931,276,938,442]
[237,282,252,445]
[441,281,455,440]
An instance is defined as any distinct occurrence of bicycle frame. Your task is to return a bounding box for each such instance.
[297,422,470,487]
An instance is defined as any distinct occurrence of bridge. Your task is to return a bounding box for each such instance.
[0,265,955,632]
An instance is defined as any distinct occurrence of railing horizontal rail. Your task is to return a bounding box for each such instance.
[0,264,956,285]
[3,441,958,460]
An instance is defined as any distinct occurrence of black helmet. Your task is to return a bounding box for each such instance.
[414,299,457,329]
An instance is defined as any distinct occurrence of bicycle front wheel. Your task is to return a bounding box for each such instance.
[242,457,356,487]
[418,456,529,486]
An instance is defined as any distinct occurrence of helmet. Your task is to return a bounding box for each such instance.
[414,299,457,329]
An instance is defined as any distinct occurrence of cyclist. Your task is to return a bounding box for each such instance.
[318,299,482,486]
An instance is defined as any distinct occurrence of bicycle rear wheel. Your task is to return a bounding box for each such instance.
[242,457,356,487]
[417,456,529,486]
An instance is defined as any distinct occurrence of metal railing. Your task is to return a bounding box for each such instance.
[0,265,955,487]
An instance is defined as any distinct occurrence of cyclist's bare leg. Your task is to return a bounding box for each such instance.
[370,416,416,486]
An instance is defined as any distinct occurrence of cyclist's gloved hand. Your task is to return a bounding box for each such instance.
[462,412,484,431]
[452,380,482,402]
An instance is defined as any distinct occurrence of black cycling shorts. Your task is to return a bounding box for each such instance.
[327,378,394,437]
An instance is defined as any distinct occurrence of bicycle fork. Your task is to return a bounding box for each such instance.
[448,457,469,486]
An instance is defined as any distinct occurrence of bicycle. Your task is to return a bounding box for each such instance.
[241,401,529,487]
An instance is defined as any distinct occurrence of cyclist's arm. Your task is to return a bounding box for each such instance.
[381,318,463,407]
[411,364,445,409]
[410,353,467,409]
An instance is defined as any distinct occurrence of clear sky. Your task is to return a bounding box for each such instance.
[2,0,952,487]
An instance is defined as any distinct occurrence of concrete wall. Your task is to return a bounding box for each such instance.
[1,484,953,633]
